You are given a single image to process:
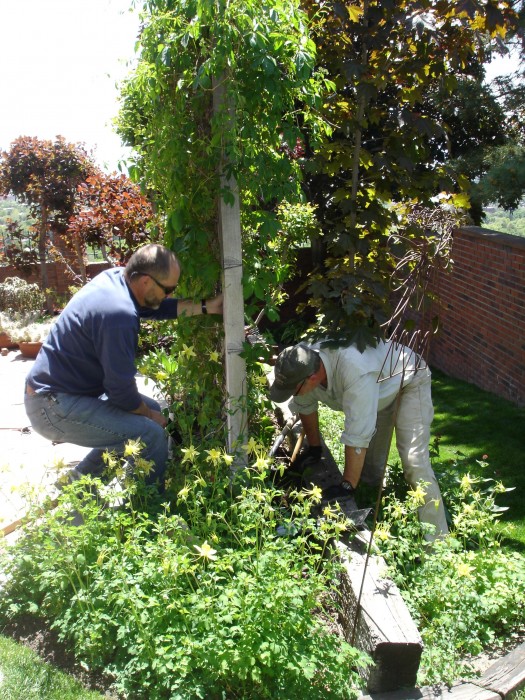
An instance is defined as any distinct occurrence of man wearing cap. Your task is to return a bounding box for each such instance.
[269,340,448,541]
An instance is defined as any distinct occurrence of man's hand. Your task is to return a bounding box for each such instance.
[149,409,167,428]
[132,402,167,427]
[206,293,223,315]
[291,445,323,473]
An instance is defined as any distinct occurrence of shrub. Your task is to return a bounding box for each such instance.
[0,451,370,699]
[0,276,44,314]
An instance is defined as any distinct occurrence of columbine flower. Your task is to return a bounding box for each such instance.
[136,457,154,476]
[375,526,391,542]
[155,370,169,381]
[180,343,196,359]
[303,484,323,503]
[103,451,118,469]
[206,448,222,465]
[222,452,234,466]
[460,473,478,493]
[124,439,143,458]
[408,484,428,506]
[209,350,220,362]
[242,436,259,455]
[177,485,190,500]
[456,562,474,579]
[254,455,270,471]
[194,541,217,560]
[181,445,200,463]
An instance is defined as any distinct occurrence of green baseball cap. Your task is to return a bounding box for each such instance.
[270,344,319,403]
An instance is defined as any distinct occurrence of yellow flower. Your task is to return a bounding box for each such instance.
[222,452,234,466]
[181,445,200,463]
[124,439,143,458]
[374,526,391,542]
[254,455,270,471]
[155,370,169,381]
[456,562,474,579]
[209,350,220,362]
[136,457,154,476]
[407,484,428,506]
[103,451,118,469]
[96,548,107,566]
[303,484,323,503]
[460,473,478,493]
[242,436,259,455]
[177,485,190,500]
[206,448,222,464]
[194,541,218,560]
[180,343,196,359]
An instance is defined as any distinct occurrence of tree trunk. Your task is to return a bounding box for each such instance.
[38,200,53,314]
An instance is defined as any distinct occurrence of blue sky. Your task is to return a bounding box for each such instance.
[0,0,139,172]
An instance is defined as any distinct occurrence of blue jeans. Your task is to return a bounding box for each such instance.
[24,389,168,489]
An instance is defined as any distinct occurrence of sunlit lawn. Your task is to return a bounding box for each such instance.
[0,635,105,700]
[319,367,525,549]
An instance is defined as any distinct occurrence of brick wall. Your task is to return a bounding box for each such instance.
[429,226,525,407]
[0,261,110,296]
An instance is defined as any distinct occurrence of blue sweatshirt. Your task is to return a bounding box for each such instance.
[26,268,179,411]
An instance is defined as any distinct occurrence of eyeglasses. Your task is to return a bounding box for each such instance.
[133,271,177,296]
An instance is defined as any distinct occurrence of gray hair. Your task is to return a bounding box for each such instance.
[125,244,180,279]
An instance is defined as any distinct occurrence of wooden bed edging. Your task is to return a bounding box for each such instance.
[359,641,525,700]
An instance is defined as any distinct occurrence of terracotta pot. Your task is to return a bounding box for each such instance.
[0,332,18,349]
[18,341,43,359]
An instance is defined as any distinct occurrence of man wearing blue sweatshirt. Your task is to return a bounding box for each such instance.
[24,243,222,490]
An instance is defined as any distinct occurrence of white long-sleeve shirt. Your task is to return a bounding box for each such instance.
[289,340,425,448]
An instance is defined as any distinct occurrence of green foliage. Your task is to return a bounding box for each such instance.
[0,456,369,699]
[296,0,518,343]
[0,136,96,310]
[474,144,525,212]
[0,198,38,271]
[117,0,331,308]
[375,455,525,685]
[483,203,525,236]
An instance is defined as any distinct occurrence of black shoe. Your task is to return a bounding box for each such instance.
[322,480,355,502]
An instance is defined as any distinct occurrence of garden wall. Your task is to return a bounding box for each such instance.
[0,261,110,297]
[428,226,525,407]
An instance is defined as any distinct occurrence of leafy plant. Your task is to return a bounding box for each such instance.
[0,137,96,312]
[7,314,56,343]
[0,447,370,699]
[373,455,525,685]
[0,276,44,314]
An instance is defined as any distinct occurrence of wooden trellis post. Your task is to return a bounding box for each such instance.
[213,76,248,462]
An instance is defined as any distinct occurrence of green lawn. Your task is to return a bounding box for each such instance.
[319,367,525,548]
[0,635,105,700]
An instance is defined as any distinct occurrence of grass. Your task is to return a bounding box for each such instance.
[318,366,525,549]
[0,635,105,700]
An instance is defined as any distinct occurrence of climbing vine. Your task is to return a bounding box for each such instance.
[117,0,331,309]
